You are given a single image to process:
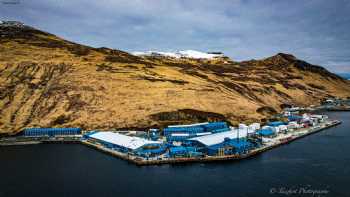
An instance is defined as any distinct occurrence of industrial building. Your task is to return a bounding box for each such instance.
[164,122,229,142]
[287,115,303,122]
[85,131,166,157]
[206,139,253,156]
[267,121,286,127]
[187,129,254,156]
[168,146,203,158]
[23,128,81,137]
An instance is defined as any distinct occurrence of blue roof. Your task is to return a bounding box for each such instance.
[164,122,228,134]
[288,115,302,121]
[267,121,285,127]
[169,146,187,151]
[207,138,251,150]
[226,139,251,148]
[211,127,230,133]
[169,146,188,154]
[257,129,275,136]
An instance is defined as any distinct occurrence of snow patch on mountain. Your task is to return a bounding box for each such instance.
[132,50,224,59]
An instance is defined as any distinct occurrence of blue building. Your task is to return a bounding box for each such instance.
[206,138,253,156]
[168,146,203,158]
[287,115,303,122]
[187,130,253,156]
[23,128,81,137]
[267,121,286,127]
[164,122,229,142]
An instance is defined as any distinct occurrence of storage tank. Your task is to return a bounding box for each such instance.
[239,123,248,129]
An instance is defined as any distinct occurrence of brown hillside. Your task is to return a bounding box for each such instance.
[1,23,350,134]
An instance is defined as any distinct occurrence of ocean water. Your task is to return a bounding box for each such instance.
[1,112,349,197]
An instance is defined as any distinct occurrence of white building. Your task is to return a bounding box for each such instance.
[188,129,248,146]
[87,131,162,151]
[287,121,300,130]
[249,123,261,131]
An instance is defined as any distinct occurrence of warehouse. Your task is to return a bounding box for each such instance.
[206,139,253,156]
[23,128,81,137]
[188,129,248,146]
[187,129,253,156]
[168,146,202,158]
[164,122,229,142]
[85,131,165,156]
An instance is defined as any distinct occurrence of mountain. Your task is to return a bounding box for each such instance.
[1,22,350,134]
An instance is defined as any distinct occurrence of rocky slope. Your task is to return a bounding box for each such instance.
[1,22,350,134]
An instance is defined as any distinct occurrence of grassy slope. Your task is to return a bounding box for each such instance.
[0,25,349,134]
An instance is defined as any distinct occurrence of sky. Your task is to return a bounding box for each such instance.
[1,0,350,73]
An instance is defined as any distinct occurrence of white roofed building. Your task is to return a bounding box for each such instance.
[187,129,248,147]
[85,131,163,154]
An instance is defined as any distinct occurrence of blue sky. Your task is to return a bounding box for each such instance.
[1,0,350,73]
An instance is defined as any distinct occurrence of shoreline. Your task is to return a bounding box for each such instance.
[0,120,341,166]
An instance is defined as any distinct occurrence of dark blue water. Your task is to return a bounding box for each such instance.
[1,112,350,197]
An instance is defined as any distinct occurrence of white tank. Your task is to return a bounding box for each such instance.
[239,123,248,129]
[249,123,261,130]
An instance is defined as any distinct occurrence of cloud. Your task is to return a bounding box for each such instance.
[1,0,349,73]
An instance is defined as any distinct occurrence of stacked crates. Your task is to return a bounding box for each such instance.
[24,128,81,137]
